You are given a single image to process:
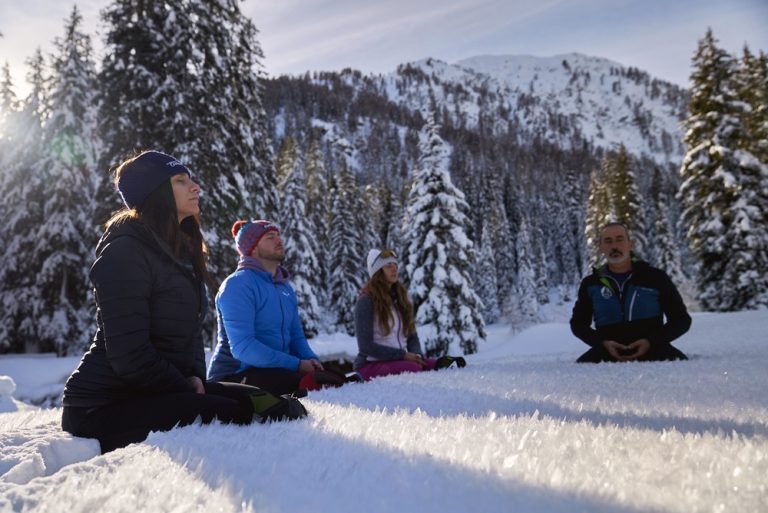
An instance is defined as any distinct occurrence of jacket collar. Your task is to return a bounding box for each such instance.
[236,255,290,284]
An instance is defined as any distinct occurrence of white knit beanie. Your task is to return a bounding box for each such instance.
[366,249,398,278]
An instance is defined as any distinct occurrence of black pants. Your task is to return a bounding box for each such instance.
[219,367,303,396]
[62,381,258,454]
[576,343,688,363]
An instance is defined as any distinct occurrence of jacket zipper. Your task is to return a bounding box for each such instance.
[395,308,403,350]
[627,290,639,321]
[604,273,633,321]
[278,283,286,352]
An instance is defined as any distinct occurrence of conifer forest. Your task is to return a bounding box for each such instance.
[0,4,766,356]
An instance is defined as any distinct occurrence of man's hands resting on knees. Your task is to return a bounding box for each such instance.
[602,338,651,361]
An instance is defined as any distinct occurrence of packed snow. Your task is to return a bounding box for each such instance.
[1,309,767,513]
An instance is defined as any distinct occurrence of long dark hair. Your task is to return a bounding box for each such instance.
[363,256,415,337]
[106,160,212,289]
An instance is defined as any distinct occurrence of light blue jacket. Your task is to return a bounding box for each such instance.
[206,264,318,381]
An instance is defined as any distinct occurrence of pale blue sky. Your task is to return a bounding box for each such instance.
[0,0,766,97]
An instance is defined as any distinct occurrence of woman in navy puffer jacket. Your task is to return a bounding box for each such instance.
[61,151,294,453]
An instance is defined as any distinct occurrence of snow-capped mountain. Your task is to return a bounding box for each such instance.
[399,53,687,164]
[462,53,687,161]
[266,52,689,180]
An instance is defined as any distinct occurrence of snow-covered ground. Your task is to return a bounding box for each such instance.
[1,310,767,513]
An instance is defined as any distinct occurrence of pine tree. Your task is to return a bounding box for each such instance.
[650,168,685,285]
[679,29,768,310]
[584,166,611,269]
[384,192,406,256]
[484,173,516,307]
[605,144,647,257]
[328,161,364,334]
[552,177,585,302]
[30,6,101,355]
[561,168,588,282]
[475,225,500,323]
[738,48,768,164]
[362,183,385,250]
[584,146,648,267]
[0,63,21,217]
[277,137,321,338]
[0,49,50,352]
[304,138,331,308]
[98,0,277,283]
[0,62,19,163]
[505,216,539,332]
[737,48,768,305]
[529,199,550,305]
[403,115,485,356]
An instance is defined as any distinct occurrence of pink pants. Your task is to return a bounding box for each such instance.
[357,358,437,381]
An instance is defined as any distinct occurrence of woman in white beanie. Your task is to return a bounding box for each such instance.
[353,249,465,380]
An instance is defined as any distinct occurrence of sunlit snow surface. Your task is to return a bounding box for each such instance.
[1,311,767,513]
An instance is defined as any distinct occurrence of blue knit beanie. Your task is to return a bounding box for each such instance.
[116,151,191,209]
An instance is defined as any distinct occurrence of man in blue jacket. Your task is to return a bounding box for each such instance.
[570,222,691,363]
[207,220,329,394]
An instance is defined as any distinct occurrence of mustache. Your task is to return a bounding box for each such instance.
[609,250,623,257]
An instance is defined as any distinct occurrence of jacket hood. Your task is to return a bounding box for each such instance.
[95,218,155,257]
[95,219,192,279]
[236,255,291,284]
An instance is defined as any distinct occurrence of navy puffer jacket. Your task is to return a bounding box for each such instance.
[570,261,691,348]
[63,219,207,408]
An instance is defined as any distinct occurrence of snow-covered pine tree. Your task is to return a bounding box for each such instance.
[376,182,402,252]
[0,63,21,224]
[403,115,485,356]
[362,182,385,250]
[484,173,516,308]
[95,0,198,225]
[737,48,768,305]
[650,168,685,285]
[385,199,406,255]
[200,8,278,221]
[605,144,647,257]
[328,160,364,335]
[679,29,768,310]
[31,6,101,355]
[0,49,50,352]
[304,137,331,308]
[584,165,612,269]
[98,0,277,283]
[207,1,279,251]
[737,47,768,165]
[98,0,186,165]
[560,168,588,283]
[276,137,321,338]
[0,62,18,168]
[275,136,299,205]
[505,216,539,332]
[528,198,551,305]
[475,225,500,323]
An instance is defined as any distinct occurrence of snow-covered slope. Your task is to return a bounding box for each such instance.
[268,52,688,181]
[394,53,687,164]
[1,310,766,513]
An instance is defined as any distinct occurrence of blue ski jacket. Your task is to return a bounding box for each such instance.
[207,266,318,381]
[570,260,691,348]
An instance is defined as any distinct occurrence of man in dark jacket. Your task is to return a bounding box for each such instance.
[570,222,691,363]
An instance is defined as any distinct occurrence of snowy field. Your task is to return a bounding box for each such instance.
[1,310,767,513]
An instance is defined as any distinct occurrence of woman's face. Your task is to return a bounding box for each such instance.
[382,262,398,284]
[172,173,200,222]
